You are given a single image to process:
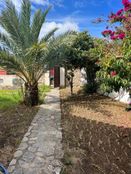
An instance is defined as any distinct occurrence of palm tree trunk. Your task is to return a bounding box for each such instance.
[24,82,39,106]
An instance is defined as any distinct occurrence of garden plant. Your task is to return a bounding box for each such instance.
[97,0,131,110]
[0,0,57,106]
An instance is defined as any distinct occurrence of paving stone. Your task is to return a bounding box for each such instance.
[23,137,28,142]
[28,146,37,153]
[36,152,44,157]
[14,150,23,158]
[19,143,28,150]
[29,137,37,141]
[28,140,35,144]
[22,151,35,161]
[8,88,63,174]
[18,160,29,169]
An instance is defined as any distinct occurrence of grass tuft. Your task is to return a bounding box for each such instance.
[0,85,51,109]
[0,89,22,110]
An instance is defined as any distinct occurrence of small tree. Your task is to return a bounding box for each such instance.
[0,0,57,106]
[48,31,98,94]
[71,32,99,93]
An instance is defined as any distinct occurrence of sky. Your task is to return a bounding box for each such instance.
[0,0,123,38]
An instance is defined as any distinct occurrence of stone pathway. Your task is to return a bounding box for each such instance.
[8,88,63,174]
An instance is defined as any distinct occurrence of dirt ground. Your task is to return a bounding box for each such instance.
[60,88,131,174]
[0,105,38,167]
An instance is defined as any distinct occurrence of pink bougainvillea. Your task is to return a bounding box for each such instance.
[122,0,131,11]
[102,0,131,40]
[117,9,124,15]
[102,30,112,37]
[118,32,126,39]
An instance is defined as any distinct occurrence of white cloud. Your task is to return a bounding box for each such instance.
[31,0,50,6]
[10,0,22,11]
[74,0,104,8]
[39,21,79,39]
[31,0,64,7]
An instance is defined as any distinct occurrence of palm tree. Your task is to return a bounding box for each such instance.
[0,0,57,106]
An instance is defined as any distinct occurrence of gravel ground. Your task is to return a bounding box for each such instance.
[60,87,131,174]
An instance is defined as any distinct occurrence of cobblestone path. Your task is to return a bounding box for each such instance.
[8,88,63,174]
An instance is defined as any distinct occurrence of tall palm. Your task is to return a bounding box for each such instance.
[0,0,57,106]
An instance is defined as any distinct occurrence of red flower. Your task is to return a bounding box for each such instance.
[110,71,117,77]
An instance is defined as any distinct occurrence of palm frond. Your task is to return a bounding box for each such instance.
[0,0,23,48]
[31,6,51,44]
[24,43,48,83]
[19,0,31,48]
[0,32,12,50]
[40,27,58,43]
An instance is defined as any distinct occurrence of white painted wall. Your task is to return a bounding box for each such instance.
[0,75,20,87]
[107,89,130,104]
[39,71,50,86]
[81,68,87,85]
[44,71,50,86]
[60,67,65,87]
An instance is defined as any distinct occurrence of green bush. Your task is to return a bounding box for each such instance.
[83,83,98,94]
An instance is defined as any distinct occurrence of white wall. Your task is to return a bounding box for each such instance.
[107,89,130,104]
[39,71,50,86]
[81,68,87,85]
[60,67,65,87]
[0,75,19,87]
[44,71,50,86]
[0,72,50,88]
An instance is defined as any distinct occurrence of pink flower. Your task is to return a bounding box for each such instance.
[109,13,126,22]
[118,32,125,39]
[109,13,116,19]
[102,30,112,37]
[122,0,130,6]
[110,35,118,40]
[110,31,115,36]
[110,71,117,76]
[117,9,124,15]
[124,6,131,11]
[122,0,131,11]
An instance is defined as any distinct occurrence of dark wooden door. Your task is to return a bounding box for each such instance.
[54,66,60,87]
